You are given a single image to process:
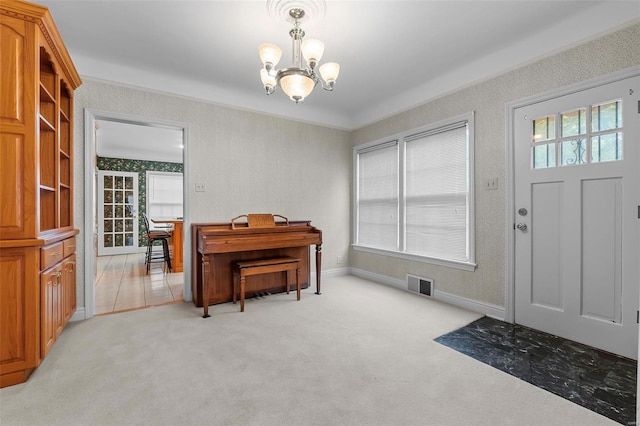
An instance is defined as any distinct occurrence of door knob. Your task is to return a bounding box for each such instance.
[516,223,527,231]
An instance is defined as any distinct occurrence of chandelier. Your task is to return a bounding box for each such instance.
[259,0,340,103]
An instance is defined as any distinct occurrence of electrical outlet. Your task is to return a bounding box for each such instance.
[337,256,342,265]
[195,183,206,192]
[484,178,498,190]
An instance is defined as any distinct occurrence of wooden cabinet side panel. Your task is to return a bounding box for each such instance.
[0,247,39,375]
[0,16,25,124]
[0,14,37,240]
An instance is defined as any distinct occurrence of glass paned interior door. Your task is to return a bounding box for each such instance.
[98,171,139,256]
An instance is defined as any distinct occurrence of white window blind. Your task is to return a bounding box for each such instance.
[146,172,183,226]
[356,141,398,251]
[353,113,475,269]
[405,124,468,261]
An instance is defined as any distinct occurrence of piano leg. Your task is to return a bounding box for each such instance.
[315,244,322,295]
[202,256,211,318]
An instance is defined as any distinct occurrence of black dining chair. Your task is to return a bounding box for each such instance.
[142,213,172,274]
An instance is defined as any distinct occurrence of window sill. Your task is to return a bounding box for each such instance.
[352,244,477,272]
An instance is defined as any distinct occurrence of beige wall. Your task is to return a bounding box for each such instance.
[73,81,352,307]
[73,23,639,313]
[349,23,640,310]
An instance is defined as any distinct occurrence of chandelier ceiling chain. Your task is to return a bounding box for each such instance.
[259,0,339,103]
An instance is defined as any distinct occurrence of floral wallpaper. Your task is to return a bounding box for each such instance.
[97,157,183,247]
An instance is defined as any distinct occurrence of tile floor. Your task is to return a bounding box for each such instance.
[95,252,184,315]
[435,316,637,425]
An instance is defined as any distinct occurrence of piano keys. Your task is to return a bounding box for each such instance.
[192,220,322,317]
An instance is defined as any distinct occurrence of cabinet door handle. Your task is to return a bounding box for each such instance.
[50,251,62,256]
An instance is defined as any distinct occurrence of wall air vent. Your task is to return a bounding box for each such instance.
[407,274,433,298]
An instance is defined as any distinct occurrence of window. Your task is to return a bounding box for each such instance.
[532,99,623,169]
[146,171,183,229]
[353,113,475,270]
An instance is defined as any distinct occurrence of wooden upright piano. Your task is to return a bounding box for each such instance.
[192,216,322,317]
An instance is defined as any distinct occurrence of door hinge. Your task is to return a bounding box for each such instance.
[637,310,639,324]
[638,206,640,219]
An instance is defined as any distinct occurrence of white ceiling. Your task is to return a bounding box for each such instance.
[38,0,639,160]
[95,119,184,163]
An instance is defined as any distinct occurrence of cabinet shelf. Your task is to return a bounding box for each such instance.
[39,83,55,104]
[59,109,70,123]
[39,115,55,132]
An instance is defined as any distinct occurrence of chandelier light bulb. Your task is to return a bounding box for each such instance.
[319,62,340,84]
[280,73,314,103]
[301,39,324,66]
[260,68,277,90]
[259,43,282,69]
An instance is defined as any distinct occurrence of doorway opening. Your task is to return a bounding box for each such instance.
[84,109,190,318]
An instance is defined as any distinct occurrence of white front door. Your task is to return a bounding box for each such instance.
[98,171,139,256]
[514,76,639,360]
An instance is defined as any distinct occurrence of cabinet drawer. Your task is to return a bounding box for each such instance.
[41,242,63,270]
[63,237,76,257]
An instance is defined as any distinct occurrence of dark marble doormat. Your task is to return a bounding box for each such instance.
[434,317,637,425]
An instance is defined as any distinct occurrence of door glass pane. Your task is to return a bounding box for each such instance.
[104,219,113,232]
[104,175,113,189]
[104,234,113,247]
[533,143,556,169]
[561,108,586,137]
[560,138,587,166]
[592,100,621,132]
[115,234,123,247]
[125,176,133,190]
[592,133,623,163]
[104,190,113,203]
[533,115,555,142]
[115,176,123,189]
[114,191,123,203]
[104,205,113,218]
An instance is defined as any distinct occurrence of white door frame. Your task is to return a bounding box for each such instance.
[83,109,191,319]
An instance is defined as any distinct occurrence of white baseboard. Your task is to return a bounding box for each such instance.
[70,307,86,322]
[316,267,351,279]
[350,267,505,320]
[351,268,405,289]
[433,290,505,320]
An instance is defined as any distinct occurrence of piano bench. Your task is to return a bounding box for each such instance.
[232,257,301,312]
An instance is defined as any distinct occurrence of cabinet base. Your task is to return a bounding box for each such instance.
[0,368,35,388]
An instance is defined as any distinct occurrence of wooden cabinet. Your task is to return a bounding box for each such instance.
[0,0,81,388]
[40,247,75,358]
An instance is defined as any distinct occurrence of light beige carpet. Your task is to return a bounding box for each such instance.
[0,275,617,425]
